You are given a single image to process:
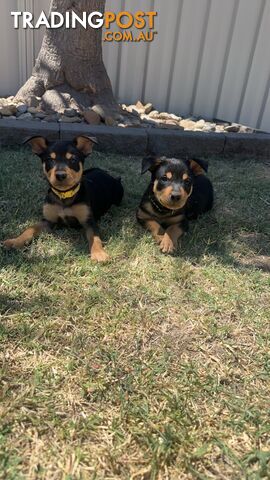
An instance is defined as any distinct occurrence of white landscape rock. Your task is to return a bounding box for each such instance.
[169,113,182,122]
[0,105,17,116]
[158,112,176,120]
[180,119,197,130]
[215,125,225,133]
[125,105,140,114]
[195,119,206,129]
[148,110,160,118]
[134,100,145,114]
[203,122,216,132]
[144,103,153,114]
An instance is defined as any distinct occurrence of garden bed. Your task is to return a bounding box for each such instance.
[0,96,265,133]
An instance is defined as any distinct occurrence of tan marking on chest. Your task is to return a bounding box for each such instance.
[163,214,185,226]
[43,203,90,225]
[68,204,90,224]
[43,204,62,223]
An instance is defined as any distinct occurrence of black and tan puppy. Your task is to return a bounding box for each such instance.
[137,155,213,254]
[3,136,123,262]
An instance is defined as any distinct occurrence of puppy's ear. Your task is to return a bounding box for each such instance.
[187,158,208,176]
[73,136,98,156]
[23,136,48,155]
[141,155,163,174]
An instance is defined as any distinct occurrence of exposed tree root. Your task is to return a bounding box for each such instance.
[16,76,45,101]
[16,79,140,125]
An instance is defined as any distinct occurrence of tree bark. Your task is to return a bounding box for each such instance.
[15,0,135,121]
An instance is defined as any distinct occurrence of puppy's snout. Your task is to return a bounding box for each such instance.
[170,193,181,202]
[56,171,67,181]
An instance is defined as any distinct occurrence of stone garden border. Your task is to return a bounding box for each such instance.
[0,118,270,158]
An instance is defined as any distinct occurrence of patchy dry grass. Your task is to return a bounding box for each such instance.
[0,147,269,480]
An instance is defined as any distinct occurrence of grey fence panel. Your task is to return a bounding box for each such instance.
[0,1,20,96]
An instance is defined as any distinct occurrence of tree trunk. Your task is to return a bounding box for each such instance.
[15,0,136,122]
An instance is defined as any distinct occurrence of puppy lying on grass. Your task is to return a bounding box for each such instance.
[4,136,123,262]
[137,155,213,254]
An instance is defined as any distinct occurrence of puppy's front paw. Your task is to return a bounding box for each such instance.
[155,234,164,245]
[159,234,175,254]
[91,249,110,262]
[3,238,24,250]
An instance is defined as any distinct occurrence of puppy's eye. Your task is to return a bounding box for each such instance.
[160,175,169,182]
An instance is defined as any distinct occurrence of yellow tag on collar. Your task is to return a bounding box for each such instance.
[51,184,80,200]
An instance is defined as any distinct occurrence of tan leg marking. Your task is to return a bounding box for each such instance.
[160,225,184,254]
[86,229,110,263]
[3,222,50,249]
[144,220,165,244]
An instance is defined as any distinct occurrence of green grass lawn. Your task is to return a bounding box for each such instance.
[0,147,270,480]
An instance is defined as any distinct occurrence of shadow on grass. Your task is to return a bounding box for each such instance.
[1,199,269,275]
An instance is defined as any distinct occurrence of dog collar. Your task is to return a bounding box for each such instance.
[150,195,180,216]
[51,184,81,200]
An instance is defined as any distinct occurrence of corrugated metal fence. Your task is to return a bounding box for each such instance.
[1,0,270,131]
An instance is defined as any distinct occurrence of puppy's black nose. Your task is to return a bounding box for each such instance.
[56,172,67,181]
[171,193,181,202]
